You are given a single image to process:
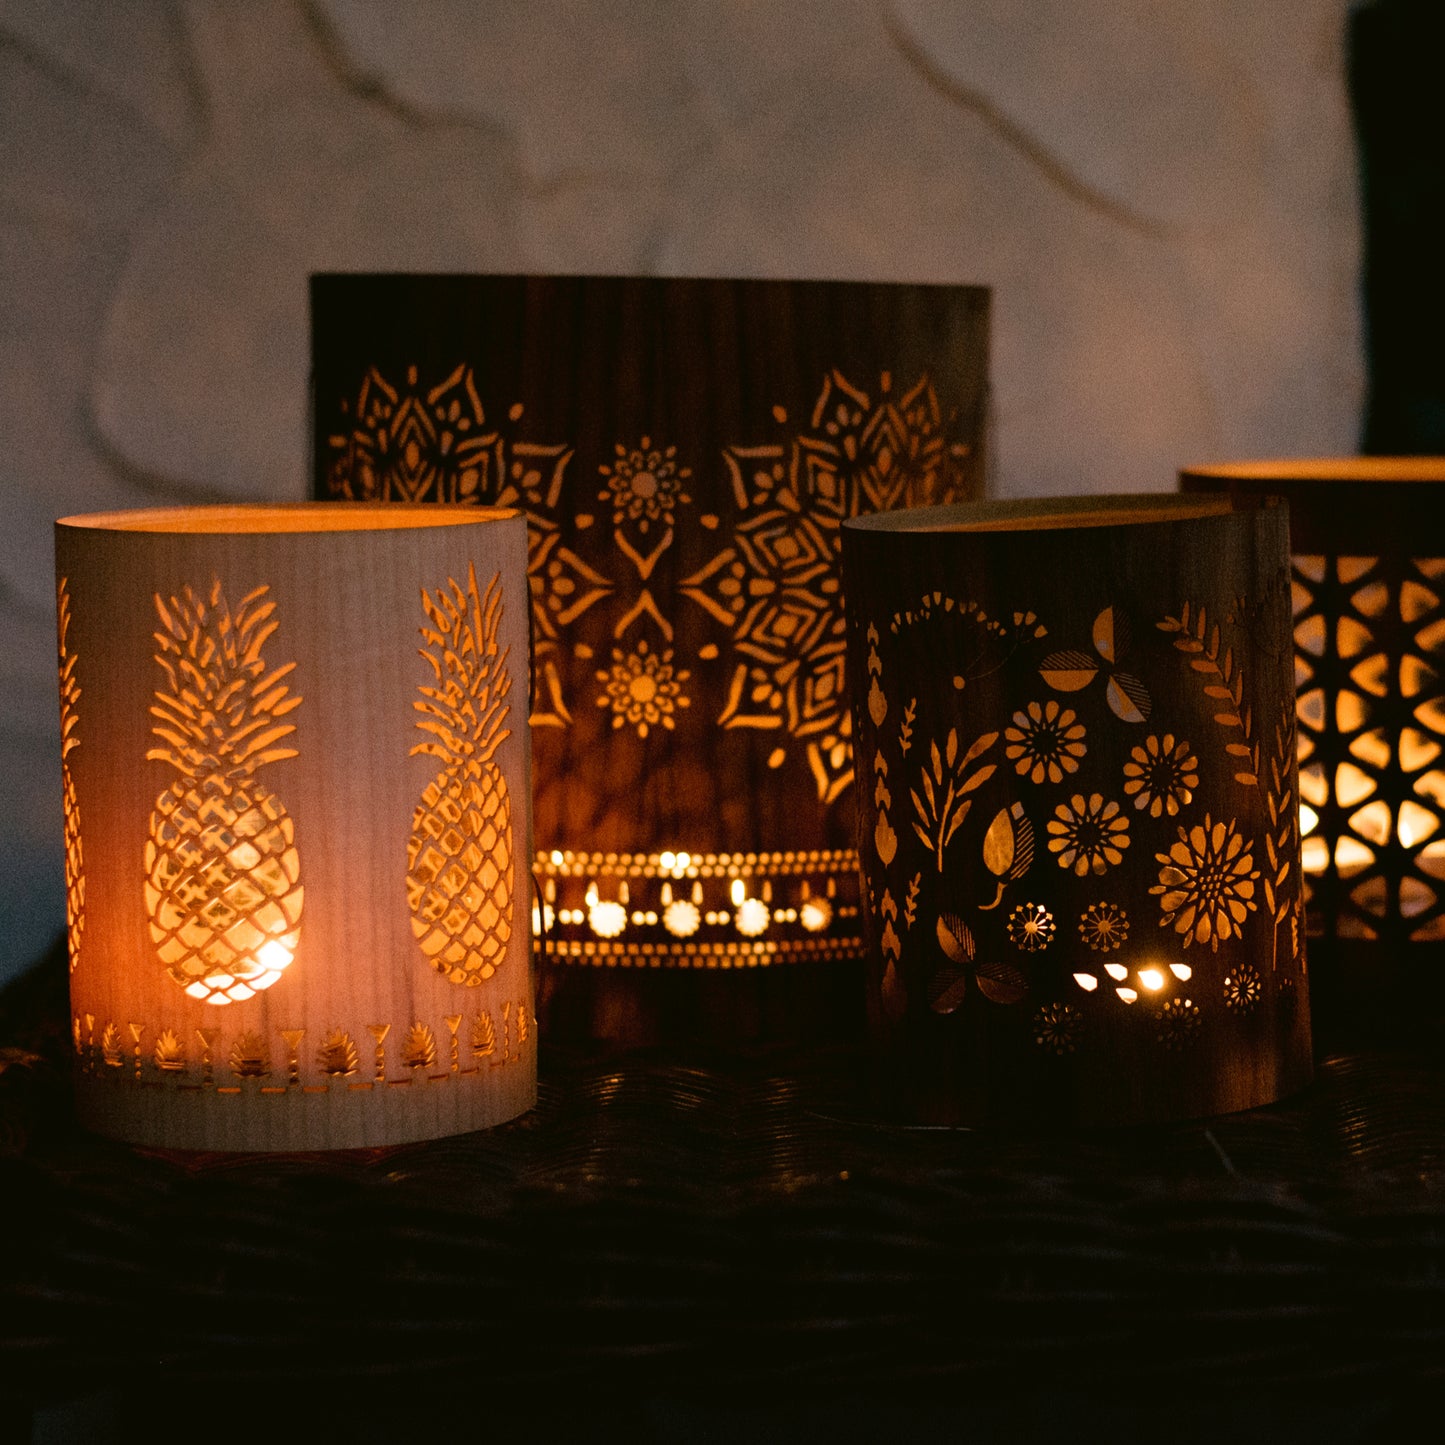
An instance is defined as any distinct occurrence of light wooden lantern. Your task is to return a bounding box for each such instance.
[1181,460,1445,1015]
[842,496,1312,1126]
[54,504,534,1151]
[312,275,990,1044]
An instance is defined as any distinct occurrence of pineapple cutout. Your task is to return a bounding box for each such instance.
[407,563,515,985]
[57,578,84,972]
[144,578,304,1004]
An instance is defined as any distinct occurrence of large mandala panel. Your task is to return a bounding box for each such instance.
[313,276,989,1006]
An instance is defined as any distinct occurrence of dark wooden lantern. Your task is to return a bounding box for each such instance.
[1182,460,1445,1018]
[312,275,989,1042]
[843,496,1311,1126]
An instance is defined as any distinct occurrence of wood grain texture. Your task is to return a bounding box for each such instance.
[843,496,1312,1127]
[55,504,534,1150]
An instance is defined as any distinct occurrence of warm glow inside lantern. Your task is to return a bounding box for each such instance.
[843,496,1312,1126]
[1181,460,1445,1011]
[55,504,534,1150]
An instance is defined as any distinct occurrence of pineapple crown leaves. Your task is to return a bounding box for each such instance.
[411,563,513,771]
[57,579,81,760]
[147,577,301,776]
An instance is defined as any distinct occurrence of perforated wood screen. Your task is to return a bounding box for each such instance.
[1182,461,1445,1013]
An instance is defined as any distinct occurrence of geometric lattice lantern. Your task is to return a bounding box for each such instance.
[311,275,989,1042]
[1182,460,1445,1012]
[843,496,1312,1127]
[54,504,533,1151]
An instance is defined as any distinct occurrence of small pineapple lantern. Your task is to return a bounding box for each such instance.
[55,504,534,1151]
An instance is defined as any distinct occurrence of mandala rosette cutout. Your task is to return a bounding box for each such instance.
[1155,997,1202,1051]
[597,640,691,738]
[1047,793,1131,877]
[1078,902,1129,952]
[1222,964,1263,1014]
[1122,733,1199,818]
[1152,814,1260,951]
[682,370,974,807]
[599,438,691,534]
[1004,700,1087,785]
[1007,901,1055,952]
[1033,1002,1083,1055]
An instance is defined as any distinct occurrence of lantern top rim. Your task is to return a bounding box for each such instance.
[55,503,520,536]
[1181,457,1445,485]
[844,493,1253,536]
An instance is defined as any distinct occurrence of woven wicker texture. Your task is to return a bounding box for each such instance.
[3,943,1445,1422]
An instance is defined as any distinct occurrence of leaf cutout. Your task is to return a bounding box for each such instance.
[975,959,1029,1005]
[941,799,973,849]
[874,813,898,866]
[983,806,1017,877]
[1039,651,1098,691]
[868,677,888,727]
[1106,672,1152,723]
[1092,607,1116,664]
[960,731,1000,770]
[928,966,969,1015]
[881,959,907,1021]
[958,763,996,795]
[936,912,975,964]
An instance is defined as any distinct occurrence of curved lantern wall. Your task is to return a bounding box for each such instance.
[1182,460,1445,1018]
[843,496,1312,1127]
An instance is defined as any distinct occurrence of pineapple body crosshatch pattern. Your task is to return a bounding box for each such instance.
[55,508,535,1151]
[311,275,990,978]
[842,499,1313,1127]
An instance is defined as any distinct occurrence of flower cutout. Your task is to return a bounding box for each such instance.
[1123,733,1199,818]
[662,897,701,938]
[1155,997,1202,1051]
[596,640,691,738]
[1151,814,1260,951]
[1222,963,1263,1014]
[1078,902,1129,952]
[1047,794,1131,877]
[1038,607,1152,723]
[1033,1001,1082,1055]
[1004,700,1087,785]
[1007,901,1055,952]
[598,437,691,533]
